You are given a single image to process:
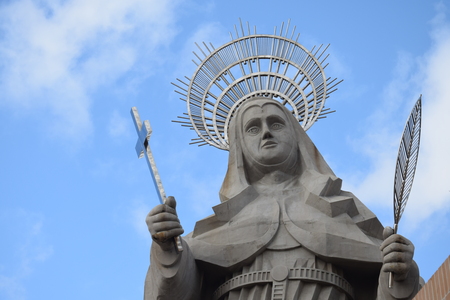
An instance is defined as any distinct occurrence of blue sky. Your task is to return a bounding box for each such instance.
[1,0,449,299]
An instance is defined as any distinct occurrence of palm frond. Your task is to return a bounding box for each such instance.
[393,95,422,229]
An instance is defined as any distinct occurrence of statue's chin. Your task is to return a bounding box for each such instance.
[254,155,287,167]
[246,145,291,166]
[243,147,301,184]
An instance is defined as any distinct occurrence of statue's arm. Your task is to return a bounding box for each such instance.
[144,196,202,300]
[144,239,201,300]
[376,227,420,300]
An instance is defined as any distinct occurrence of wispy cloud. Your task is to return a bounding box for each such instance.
[406,4,450,227]
[108,110,129,139]
[170,21,229,95]
[127,199,152,240]
[0,209,53,300]
[0,0,178,141]
[344,4,450,232]
[343,50,420,208]
[182,173,223,216]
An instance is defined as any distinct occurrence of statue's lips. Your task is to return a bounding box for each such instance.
[261,141,277,148]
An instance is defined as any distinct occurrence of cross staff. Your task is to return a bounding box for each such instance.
[131,106,183,252]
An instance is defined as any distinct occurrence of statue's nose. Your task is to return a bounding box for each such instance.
[262,128,273,140]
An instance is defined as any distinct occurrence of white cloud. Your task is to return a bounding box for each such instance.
[342,50,421,207]
[0,209,53,300]
[170,21,229,95]
[0,275,26,300]
[128,199,152,239]
[108,110,129,138]
[0,0,178,141]
[405,6,450,227]
[183,174,222,216]
[345,5,450,232]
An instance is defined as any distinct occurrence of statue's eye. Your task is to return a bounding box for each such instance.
[247,126,260,135]
[271,123,284,130]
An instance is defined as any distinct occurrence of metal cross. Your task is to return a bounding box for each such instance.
[131,106,183,252]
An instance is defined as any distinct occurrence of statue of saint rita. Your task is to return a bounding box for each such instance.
[144,98,421,300]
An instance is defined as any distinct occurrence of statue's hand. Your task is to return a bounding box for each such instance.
[146,196,184,251]
[380,226,414,282]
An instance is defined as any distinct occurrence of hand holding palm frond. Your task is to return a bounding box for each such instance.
[388,95,422,288]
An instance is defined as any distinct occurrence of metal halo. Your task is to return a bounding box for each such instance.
[173,20,342,150]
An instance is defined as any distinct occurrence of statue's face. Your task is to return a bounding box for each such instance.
[241,102,295,166]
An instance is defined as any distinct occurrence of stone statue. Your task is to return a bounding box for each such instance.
[143,98,421,300]
[137,21,422,299]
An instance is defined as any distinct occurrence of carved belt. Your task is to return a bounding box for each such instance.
[212,266,354,300]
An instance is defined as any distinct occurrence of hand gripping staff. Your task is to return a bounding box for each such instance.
[389,96,422,288]
[131,107,183,252]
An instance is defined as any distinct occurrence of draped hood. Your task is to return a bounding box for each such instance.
[184,98,384,272]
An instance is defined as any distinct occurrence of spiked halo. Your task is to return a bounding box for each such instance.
[173,20,342,150]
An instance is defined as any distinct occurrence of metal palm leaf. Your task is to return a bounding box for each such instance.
[393,95,422,233]
[389,95,422,288]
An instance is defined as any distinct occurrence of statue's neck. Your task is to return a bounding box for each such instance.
[245,152,301,189]
[257,170,292,185]
[252,170,298,193]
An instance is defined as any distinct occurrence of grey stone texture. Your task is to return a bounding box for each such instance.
[144,98,420,300]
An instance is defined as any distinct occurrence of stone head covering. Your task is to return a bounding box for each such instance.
[219,97,342,202]
[188,97,383,270]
